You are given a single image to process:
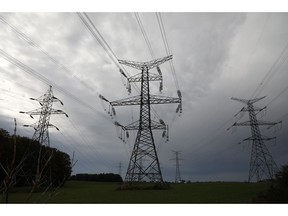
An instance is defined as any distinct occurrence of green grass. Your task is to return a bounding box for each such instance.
[3,180,271,203]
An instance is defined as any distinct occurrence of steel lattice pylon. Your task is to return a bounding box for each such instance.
[20,85,68,184]
[105,55,182,183]
[230,96,280,182]
[170,150,183,183]
[20,85,68,147]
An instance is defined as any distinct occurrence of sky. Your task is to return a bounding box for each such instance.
[0,12,288,183]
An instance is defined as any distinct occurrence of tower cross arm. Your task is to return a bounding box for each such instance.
[150,94,181,104]
[119,120,166,130]
[128,73,162,82]
[20,108,68,117]
[231,96,266,105]
[110,94,181,106]
[238,106,267,113]
[145,55,173,70]
[241,136,276,142]
[50,109,69,117]
[233,120,280,127]
[118,55,172,70]
[110,95,141,106]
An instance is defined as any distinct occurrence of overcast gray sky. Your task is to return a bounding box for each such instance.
[0,12,288,182]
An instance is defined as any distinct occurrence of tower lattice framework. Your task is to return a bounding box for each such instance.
[20,85,68,147]
[105,55,182,183]
[230,96,281,182]
[20,85,68,183]
[171,150,183,183]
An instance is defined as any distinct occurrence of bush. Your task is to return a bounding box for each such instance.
[253,164,288,203]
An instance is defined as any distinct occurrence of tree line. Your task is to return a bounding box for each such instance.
[0,128,72,188]
[70,173,123,182]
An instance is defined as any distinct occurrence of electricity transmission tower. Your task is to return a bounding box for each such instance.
[100,55,182,183]
[170,150,183,183]
[20,85,68,184]
[20,85,68,147]
[229,96,281,182]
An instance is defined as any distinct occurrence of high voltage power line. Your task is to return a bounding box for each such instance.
[134,13,156,60]
[0,14,96,95]
[133,12,182,148]
[0,13,287,181]
[0,13,134,172]
[156,12,180,91]
[250,39,288,99]
[0,49,107,121]
[76,12,182,159]
[181,13,288,165]
[76,12,164,120]
[0,13,132,165]
[100,55,181,183]
[0,53,116,172]
[229,97,281,182]
[76,12,123,71]
[242,13,271,80]
[0,81,116,172]
[0,78,100,167]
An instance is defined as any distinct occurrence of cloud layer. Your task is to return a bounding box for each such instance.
[0,12,288,182]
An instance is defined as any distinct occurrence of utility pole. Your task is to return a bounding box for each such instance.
[100,55,182,183]
[170,150,183,183]
[229,96,281,182]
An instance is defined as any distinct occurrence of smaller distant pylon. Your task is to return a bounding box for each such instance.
[229,96,281,182]
[170,150,183,183]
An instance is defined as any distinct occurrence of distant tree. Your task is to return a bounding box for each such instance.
[0,122,27,203]
[71,173,123,182]
[48,148,72,186]
[253,163,288,203]
[0,128,72,189]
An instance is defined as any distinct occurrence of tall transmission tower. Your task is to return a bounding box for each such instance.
[229,96,281,182]
[20,85,68,147]
[100,55,182,183]
[170,150,183,183]
[20,85,68,184]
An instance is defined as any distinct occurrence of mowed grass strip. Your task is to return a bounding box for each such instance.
[5,181,270,203]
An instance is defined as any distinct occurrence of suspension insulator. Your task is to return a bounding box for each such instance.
[99,94,109,102]
[177,90,182,98]
[159,81,163,93]
[126,131,129,138]
[176,103,183,114]
[176,104,180,113]
[166,125,169,141]
[162,130,166,137]
[128,83,131,94]
[114,121,121,127]
[108,105,111,115]
[159,119,165,126]
[156,66,162,76]
[120,68,127,78]
[112,107,116,116]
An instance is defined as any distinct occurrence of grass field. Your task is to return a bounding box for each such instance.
[3,180,272,204]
